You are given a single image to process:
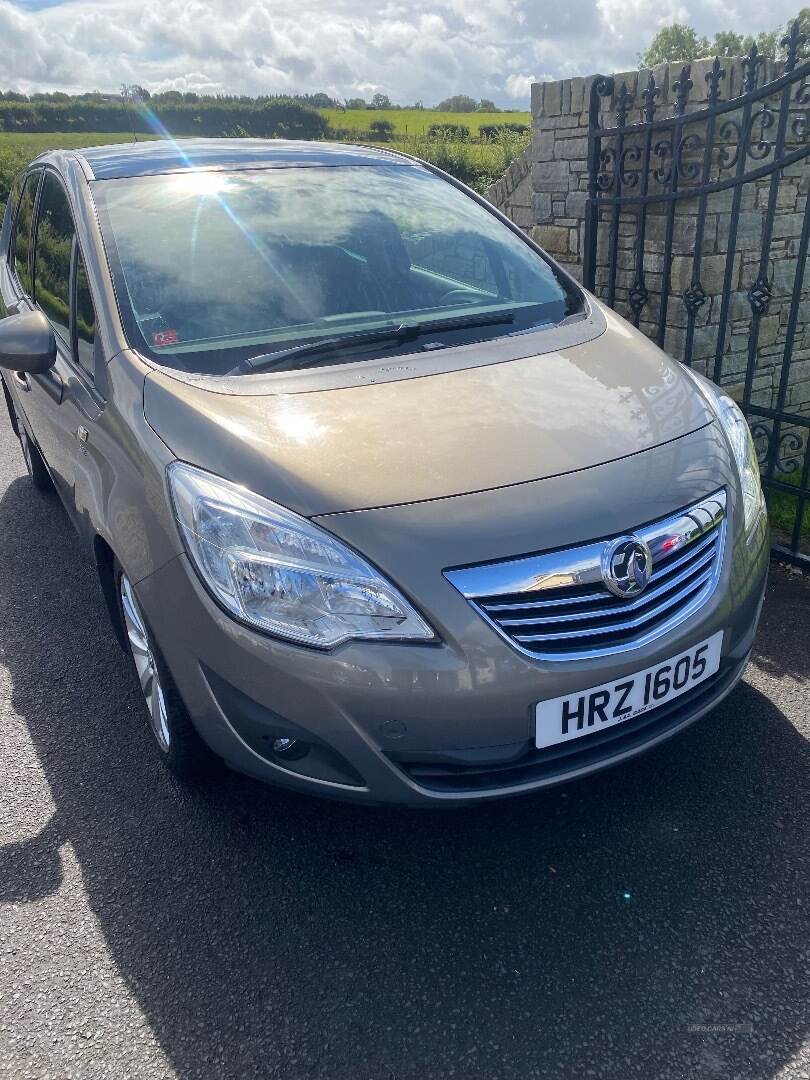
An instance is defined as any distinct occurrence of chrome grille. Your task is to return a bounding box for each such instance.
[444,491,727,661]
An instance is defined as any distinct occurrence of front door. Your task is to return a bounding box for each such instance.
[7,167,102,519]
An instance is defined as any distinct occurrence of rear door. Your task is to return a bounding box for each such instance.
[15,169,103,512]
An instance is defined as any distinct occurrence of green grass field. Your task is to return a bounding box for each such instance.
[321,108,530,138]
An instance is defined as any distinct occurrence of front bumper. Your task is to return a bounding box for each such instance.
[135,428,770,806]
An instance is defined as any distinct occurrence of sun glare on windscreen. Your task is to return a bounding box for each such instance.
[173,170,229,197]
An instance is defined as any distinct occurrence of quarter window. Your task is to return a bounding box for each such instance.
[34,173,75,342]
[13,172,39,296]
[73,249,96,378]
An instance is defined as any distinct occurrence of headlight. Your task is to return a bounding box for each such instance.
[682,368,766,539]
[168,462,434,648]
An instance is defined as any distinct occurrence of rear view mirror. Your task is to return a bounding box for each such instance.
[0,310,56,374]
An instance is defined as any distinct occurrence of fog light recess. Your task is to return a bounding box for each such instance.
[271,737,310,761]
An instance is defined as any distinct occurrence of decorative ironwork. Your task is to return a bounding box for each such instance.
[751,423,771,465]
[641,72,659,122]
[583,18,810,565]
[619,145,642,186]
[746,106,776,160]
[675,131,702,180]
[742,41,764,93]
[629,276,649,317]
[673,65,693,114]
[777,432,804,473]
[782,19,807,73]
[747,275,772,315]
[682,281,706,314]
[615,81,633,126]
[652,139,673,183]
[596,147,616,190]
[705,58,725,105]
[717,117,743,171]
[751,425,805,474]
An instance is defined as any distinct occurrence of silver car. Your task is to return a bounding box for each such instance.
[0,139,769,805]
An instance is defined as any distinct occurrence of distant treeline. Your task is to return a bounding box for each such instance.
[0,94,330,139]
[0,88,525,136]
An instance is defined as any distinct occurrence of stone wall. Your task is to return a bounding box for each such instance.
[483,145,533,231]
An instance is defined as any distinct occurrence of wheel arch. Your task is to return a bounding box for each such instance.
[92,534,128,651]
[1,374,20,438]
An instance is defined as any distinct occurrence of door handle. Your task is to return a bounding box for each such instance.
[12,370,30,392]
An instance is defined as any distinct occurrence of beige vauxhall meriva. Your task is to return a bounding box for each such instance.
[0,139,768,804]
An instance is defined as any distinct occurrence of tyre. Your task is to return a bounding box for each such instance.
[116,563,216,781]
[19,427,53,493]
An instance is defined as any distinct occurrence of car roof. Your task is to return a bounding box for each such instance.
[67,138,415,181]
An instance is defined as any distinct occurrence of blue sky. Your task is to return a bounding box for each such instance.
[1,0,803,105]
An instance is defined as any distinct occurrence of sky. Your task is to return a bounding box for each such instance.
[0,0,803,107]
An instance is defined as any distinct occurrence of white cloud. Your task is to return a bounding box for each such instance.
[0,0,802,107]
[505,73,535,99]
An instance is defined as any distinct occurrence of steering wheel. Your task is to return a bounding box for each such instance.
[438,289,492,305]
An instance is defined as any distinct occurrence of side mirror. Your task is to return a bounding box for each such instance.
[0,310,56,374]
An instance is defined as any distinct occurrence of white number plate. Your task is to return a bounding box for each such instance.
[535,631,724,749]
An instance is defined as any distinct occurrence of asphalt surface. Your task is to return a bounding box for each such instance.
[0,417,809,1080]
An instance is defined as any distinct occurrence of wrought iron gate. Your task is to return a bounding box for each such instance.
[583,22,810,566]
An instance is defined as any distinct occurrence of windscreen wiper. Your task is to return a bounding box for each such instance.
[228,310,516,376]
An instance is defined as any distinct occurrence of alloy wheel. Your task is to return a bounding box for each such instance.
[119,573,171,752]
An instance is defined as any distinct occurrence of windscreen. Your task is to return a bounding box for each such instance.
[92,163,583,375]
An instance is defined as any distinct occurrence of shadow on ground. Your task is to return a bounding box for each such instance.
[1,472,808,1080]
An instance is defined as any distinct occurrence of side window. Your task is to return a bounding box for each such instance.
[5,177,22,256]
[34,173,75,342]
[12,172,39,295]
[73,249,96,379]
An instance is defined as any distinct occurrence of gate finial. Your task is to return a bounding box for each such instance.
[742,42,764,93]
[673,65,693,115]
[781,18,807,73]
[705,57,726,105]
[641,72,659,122]
[615,81,633,126]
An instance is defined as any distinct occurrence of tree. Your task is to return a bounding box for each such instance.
[710,29,778,60]
[368,118,394,141]
[121,83,151,104]
[641,10,810,68]
[755,30,779,58]
[345,97,367,109]
[640,24,709,66]
[792,6,810,43]
[308,92,336,108]
[436,94,478,112]
[251,101,330,139]
[477,98,498,112]
[371,92,391,109]
[710,30,746,57]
